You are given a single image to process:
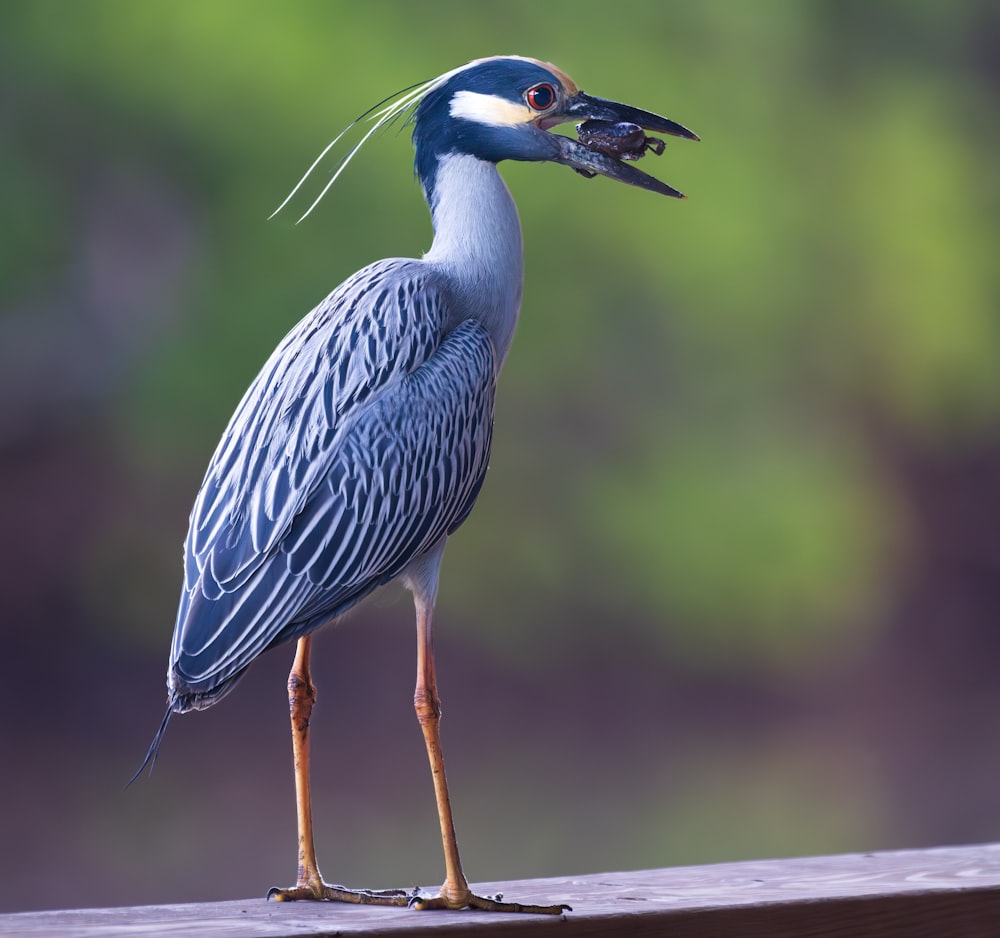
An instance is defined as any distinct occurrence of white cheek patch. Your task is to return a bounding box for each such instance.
[450,90,531,127]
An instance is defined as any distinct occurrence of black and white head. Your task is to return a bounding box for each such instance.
[274,55,698,221]
[412,55,698,202]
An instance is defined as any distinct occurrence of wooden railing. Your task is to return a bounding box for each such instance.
[4,843,999,937]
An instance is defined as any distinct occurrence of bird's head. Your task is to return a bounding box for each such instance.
[272,56,698,222]
[413,56,698,202]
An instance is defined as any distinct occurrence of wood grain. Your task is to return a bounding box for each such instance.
[3,843,999,937]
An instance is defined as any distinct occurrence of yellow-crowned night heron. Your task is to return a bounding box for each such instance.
[139,55,697,914]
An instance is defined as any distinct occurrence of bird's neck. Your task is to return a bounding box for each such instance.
[422,154,524,369]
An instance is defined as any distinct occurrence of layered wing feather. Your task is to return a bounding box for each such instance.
[168,259,496,710]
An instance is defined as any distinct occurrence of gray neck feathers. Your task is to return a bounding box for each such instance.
[422,154,524,370]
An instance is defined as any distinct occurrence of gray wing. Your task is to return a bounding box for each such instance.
[168,259,496,709]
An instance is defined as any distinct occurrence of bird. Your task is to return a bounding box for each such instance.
[138,55,697,914]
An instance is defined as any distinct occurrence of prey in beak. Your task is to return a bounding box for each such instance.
[545,91,699,199]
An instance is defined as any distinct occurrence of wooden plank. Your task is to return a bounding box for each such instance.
[3,843,999,937]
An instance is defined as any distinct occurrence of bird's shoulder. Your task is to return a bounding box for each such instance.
[186,257,454,586]
[264,257,451,420]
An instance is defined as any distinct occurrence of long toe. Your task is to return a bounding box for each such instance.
[267,883,411,905]
[409,890,571,914]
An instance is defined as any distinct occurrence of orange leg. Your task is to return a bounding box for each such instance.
[266,622,569,914]
[408,597,571,915]
[267,636,408,906]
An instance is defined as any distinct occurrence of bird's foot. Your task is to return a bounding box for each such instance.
[267,880,570,915]
[409,885,571,915]
[267,882,412,906]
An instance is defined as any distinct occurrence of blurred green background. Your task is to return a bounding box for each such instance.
[2,0,999,914]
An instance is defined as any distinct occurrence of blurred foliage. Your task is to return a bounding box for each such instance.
[2,0,1000,906]
[3,0,998,667]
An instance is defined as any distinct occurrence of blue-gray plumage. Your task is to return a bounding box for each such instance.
[144,55,697,914]
[171,260,495,706]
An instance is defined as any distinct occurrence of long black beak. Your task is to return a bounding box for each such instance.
[548,91,698,198]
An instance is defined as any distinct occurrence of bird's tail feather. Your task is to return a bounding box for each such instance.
[124,705,173,789]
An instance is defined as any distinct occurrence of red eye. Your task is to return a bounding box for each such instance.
[526,83,556,111]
